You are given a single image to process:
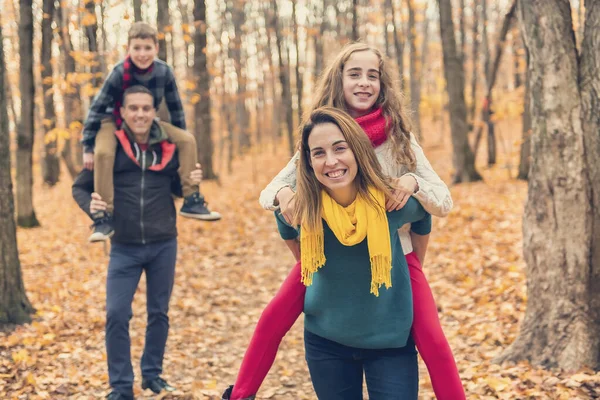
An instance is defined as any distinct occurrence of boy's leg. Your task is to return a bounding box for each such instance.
[407,252,465,400]
[90,118,117,242]
[106,243,144,399]
[140,238,177,393]
[94,118,118,212]
[229,261,305,399]
[158,121,221,221]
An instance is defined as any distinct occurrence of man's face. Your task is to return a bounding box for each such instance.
[120,93,155,142]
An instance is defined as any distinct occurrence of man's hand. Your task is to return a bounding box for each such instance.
[386,175,418,211]
[190,163,203,185]
[277,187,297,225]
[90,192,107,214]
[83,152,94,170]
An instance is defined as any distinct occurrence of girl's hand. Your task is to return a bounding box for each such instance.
[386,175,418,211]
[277,187,297,225]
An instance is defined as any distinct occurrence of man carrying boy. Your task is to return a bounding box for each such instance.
[73,85,197,400]
[82,22,220,243]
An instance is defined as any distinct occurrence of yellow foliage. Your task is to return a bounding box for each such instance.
[81,13,97,27]
[190,94,201,104]
[184,80,197,91]
[183,34,192,43]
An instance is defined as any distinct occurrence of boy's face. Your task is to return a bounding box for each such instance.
[128,38,158,70]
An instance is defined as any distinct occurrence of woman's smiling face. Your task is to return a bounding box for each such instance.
[308,122,358,205]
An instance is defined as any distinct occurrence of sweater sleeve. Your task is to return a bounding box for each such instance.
[403,133,453,217]
[258,151,300,211]
[387,197,431,235]
[274,210,300,240]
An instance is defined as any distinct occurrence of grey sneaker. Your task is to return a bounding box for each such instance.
[179,192,221,221]
[89,211,114,242]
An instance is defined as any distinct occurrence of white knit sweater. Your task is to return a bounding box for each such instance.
[259,133,453,254]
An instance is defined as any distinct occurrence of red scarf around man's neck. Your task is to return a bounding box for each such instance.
[354,107,388,148]
[113,55,155,128]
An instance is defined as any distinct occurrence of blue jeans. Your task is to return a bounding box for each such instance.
[105,238,177,397]
[304,330,419,400]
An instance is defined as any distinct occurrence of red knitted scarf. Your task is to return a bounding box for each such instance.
[354,107,388,148]
[113,55,154,128]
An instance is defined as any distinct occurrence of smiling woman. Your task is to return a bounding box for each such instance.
[284,107,430,399]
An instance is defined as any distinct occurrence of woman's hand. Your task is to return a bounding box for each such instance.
[276,187,297,225]
[386,175,418,211]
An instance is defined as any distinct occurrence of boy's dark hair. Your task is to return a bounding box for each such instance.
[122,85,154,105]
[128,22,158,45]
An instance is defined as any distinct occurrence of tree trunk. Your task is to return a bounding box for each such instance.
[193,0,215,180]
[437,0,481,183]
[314,0,327,81]
[390,0,405,88]
[495,0,600,370]
[481,0,496,166]
[517,46,530,181]
[292,0,303,121]
[407,0,421,137]
[231,0,250,151]
[57,1,82,178]
[271,0,294,156]
[133,0,142,22]
[16,0,39,227]
[41,0,59,186]
[459,0,466,69]
[0,22,35,325]
[263,1,280,139]
[352,0,359,41]
[512,27,523,88]
[157,0,170,62]
[84,0,100,92]
[384,0,392,57]
[469,0,480,123]
[472,0,517,163]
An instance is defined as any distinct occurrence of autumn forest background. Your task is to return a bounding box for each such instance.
[1,0,600,398]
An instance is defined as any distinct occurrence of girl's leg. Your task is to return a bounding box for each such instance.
[157,121,198,197]
[407,252,466,400]
[363,337,419,400]
[231,261,305,399]
[304,330,363,400]
[94,118,118,213]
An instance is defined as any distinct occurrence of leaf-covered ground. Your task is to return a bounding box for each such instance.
[1,130,599,399]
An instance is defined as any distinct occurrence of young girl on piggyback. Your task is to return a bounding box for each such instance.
[222,43,464,400]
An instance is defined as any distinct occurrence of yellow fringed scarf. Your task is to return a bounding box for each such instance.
[300,188,393,296]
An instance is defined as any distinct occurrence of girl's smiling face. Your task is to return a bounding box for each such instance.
[342,50,381,118]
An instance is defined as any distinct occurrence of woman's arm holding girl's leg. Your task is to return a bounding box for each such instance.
[407,252,466,400]
[229,261,305,399]
[409,231,429,265]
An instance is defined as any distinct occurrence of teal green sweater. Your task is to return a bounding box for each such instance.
[275,197,431,349]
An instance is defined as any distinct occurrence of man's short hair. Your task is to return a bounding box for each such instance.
[128,22,158,45]
[122,85,154,105]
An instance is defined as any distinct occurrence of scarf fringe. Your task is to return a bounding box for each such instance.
[301,231,326,286]
[369,254,392,297]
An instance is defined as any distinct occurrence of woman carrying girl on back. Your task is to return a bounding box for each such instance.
[222,43,464,400]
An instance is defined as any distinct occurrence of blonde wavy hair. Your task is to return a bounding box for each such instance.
[294,107,395,233]
[307,42,416,172]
